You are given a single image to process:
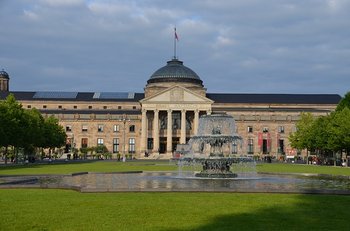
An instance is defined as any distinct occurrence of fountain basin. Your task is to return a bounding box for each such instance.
[1,171,350,194]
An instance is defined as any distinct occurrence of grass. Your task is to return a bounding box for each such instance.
[1,189,350,231]
[1,160,350,176]
[1,161,350,230]
[0,160,178,175]
[256,163,350,176]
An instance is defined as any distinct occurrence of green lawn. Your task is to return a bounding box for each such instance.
[0,160,178,175]
[0,189,349,231]
[1,160,350,176]
[256,163,350,176]
[1,161,350,230]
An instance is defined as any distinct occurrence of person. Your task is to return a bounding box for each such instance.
[342,159,347,167]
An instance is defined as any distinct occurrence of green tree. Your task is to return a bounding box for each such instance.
[336,91,350,111]
[329,108,350,156]
[0,95,67,163]
[289,112,316,152]
[0,94,27,163]
[42,116,67,156]
[22,108,45,160]
[310,115,334,162]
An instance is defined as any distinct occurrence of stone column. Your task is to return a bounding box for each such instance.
[194,110,199,135]
[180,109,186,144]
[152,109,159,153]
[166,109,172,154]
[140,109,147,155]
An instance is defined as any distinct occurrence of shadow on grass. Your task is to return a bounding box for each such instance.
[166,194,350,231]
[0,159,101,171]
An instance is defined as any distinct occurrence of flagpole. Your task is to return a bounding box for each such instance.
[174,27,177,59]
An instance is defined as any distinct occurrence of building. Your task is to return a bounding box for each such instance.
[0,59,341,159]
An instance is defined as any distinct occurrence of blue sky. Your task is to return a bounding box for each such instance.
[1,0,349,96]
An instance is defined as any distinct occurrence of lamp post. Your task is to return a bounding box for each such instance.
[119,114,130,162]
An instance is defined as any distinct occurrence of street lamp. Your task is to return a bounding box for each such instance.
[119,114,130,162]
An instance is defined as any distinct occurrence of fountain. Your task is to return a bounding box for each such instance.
[3,113,350,194]
[179,113,254,178]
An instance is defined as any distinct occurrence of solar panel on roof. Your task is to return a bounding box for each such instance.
[128,92,135,98]
[96,92,135,99]
[33,92,78,99]
[93,92,100,99]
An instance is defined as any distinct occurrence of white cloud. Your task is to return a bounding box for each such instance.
[23,9,39,20]
[1,0,349,95]
[87,2,131,15]
[39,0,84,7]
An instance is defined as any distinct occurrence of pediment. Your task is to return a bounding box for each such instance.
[140,85,213,104]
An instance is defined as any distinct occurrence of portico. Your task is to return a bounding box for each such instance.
[140,85,213,157]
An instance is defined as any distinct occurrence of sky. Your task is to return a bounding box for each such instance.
[1,0,350,96]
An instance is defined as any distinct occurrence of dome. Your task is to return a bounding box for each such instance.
[147,59,203,86]
[0,69,9,79]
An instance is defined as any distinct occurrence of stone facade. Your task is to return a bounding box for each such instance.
[0,59,340,160]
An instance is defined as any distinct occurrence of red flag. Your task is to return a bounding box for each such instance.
[258,132,263,147]
[267,133,271,152]
[175,28,179,41]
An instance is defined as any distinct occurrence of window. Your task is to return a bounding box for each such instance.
[232,141,238,154]
[172,112,181,130]
[129,125,135,133]
[82,125,88,132]
[88,106,92,109]
[27,105,31,109]
[81,138,88,148]
[118,106,122,109]
[278,139,285,154]
[133,106,136,110]
[73,105,77,109]
[98,124,104,132]
[113,138,119,153]
[278,126,285,133]
[129,138,135,153]
[247,138,254,154]
[247,126,253,133]
[262,127,269,133]
[58,105,62,109]
[113,125,120,132]
[103,106,107,109]
[66,125,72,132]
[43,105,47,109]
[97,138,104,146]
[147,138,153,150]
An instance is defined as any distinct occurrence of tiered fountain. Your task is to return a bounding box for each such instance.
[180,113,253,178]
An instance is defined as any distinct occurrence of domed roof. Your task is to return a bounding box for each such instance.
[0,69,9,79]
[147,59,203,85]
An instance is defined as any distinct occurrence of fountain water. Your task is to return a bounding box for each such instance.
[179,113,255,178]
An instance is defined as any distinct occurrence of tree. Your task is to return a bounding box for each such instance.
[0,101,10,162]
[22,108,45,160]
[336,91,350,112]
[310,115,334,162]
[329,108,350,156]
[42,116,67,155]
[289,112,316,152]
[0,94,26,163]
[0,95,67,163]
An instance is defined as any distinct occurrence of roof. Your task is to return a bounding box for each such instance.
[0,70,9,79]
[0,91,341,105]
[207,93,342,104]
[0,91,144,102]
[147,59,203,85]
[39,109,141,115]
